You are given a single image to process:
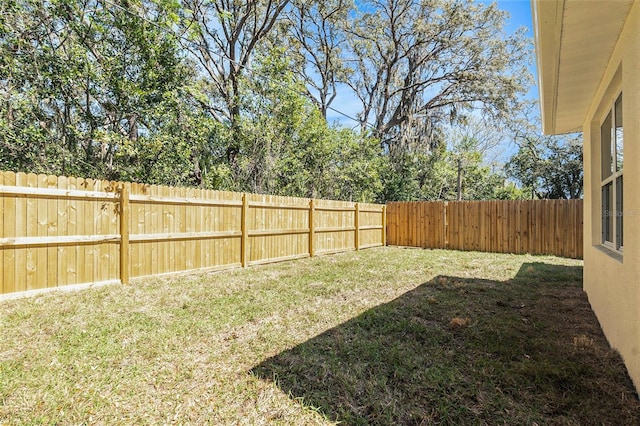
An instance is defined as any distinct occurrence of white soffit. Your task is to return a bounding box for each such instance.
[533,0,633,135]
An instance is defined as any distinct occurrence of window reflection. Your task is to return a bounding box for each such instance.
[616,176,623,249]
[601,112,613,179]
[615,94,623,172]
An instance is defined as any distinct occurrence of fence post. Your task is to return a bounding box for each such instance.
[382,205,387,246]
[309,199,315,257]
[355,202,360,250]
[119,183,130,285]
[443,201,448,250]
[241,193,248,267]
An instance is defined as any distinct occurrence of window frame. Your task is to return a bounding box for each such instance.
[600,92,623,253]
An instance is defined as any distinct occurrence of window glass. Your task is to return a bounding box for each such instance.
[616,176,623,248]
[602,182,613,243]
[615,94,623,171]
[600,92,622,251]
[601,112,613,179]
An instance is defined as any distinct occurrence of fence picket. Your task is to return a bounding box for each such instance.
[25,173,38,290]
[386,200,582,259]
[1,171,385,297]
[3,172,17,294]
[0,172,3,293]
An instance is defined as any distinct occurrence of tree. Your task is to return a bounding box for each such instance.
[114,99,231,188]
[1,0,538,204]
[0,0,193,180]
[178,0,290,166]
[445,117,505,200]
[506,134,583,199]
[343,0,532,158]
[284,0,352,119]
[505,101,583,199]
[378,140,525,202]
[419,144,523,201]
[234,47,385,201]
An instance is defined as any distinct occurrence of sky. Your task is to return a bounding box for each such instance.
[495,0,535,35]
[326,0,539,128]
[487,0,539,98]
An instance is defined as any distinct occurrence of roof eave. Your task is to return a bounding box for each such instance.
[532,0,564,135]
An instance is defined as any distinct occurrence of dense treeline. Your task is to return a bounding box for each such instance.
[0,0,582,201]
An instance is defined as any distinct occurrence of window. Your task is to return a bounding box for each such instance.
[600,93,623,251]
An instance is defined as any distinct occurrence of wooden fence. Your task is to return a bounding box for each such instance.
[386,200,583,259]
[0,171,385,298]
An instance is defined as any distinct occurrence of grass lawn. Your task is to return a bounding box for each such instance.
[2,247,639,424]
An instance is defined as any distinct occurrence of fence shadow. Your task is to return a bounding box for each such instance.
[249,262,637,424]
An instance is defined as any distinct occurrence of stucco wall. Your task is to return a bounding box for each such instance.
[582,1,640,392]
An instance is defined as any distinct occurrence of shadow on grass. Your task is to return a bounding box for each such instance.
[251,262,640,425]
[513,261,584,284]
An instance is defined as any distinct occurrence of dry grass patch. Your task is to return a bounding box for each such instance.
[1,247,639,424]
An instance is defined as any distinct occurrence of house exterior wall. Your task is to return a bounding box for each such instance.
[582,1,640,391]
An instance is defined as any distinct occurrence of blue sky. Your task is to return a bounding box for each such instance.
[486,0,538,97]
[494,0,534,35]
[326,0,538,127]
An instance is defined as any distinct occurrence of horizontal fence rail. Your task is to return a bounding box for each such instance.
[386,200,583,259]
[0,171,385,297]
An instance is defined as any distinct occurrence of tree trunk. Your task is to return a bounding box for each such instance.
[456,158,463,201]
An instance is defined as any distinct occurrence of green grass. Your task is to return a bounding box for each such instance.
[1,247,639,424]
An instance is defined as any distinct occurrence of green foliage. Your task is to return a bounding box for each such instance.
[115,103,231,188]
[507,135,583,200]
[1,0,535,203]
[0,0,196,181]
[503,101,583,200]
[234,48,385,202]
[381,143,526,202]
